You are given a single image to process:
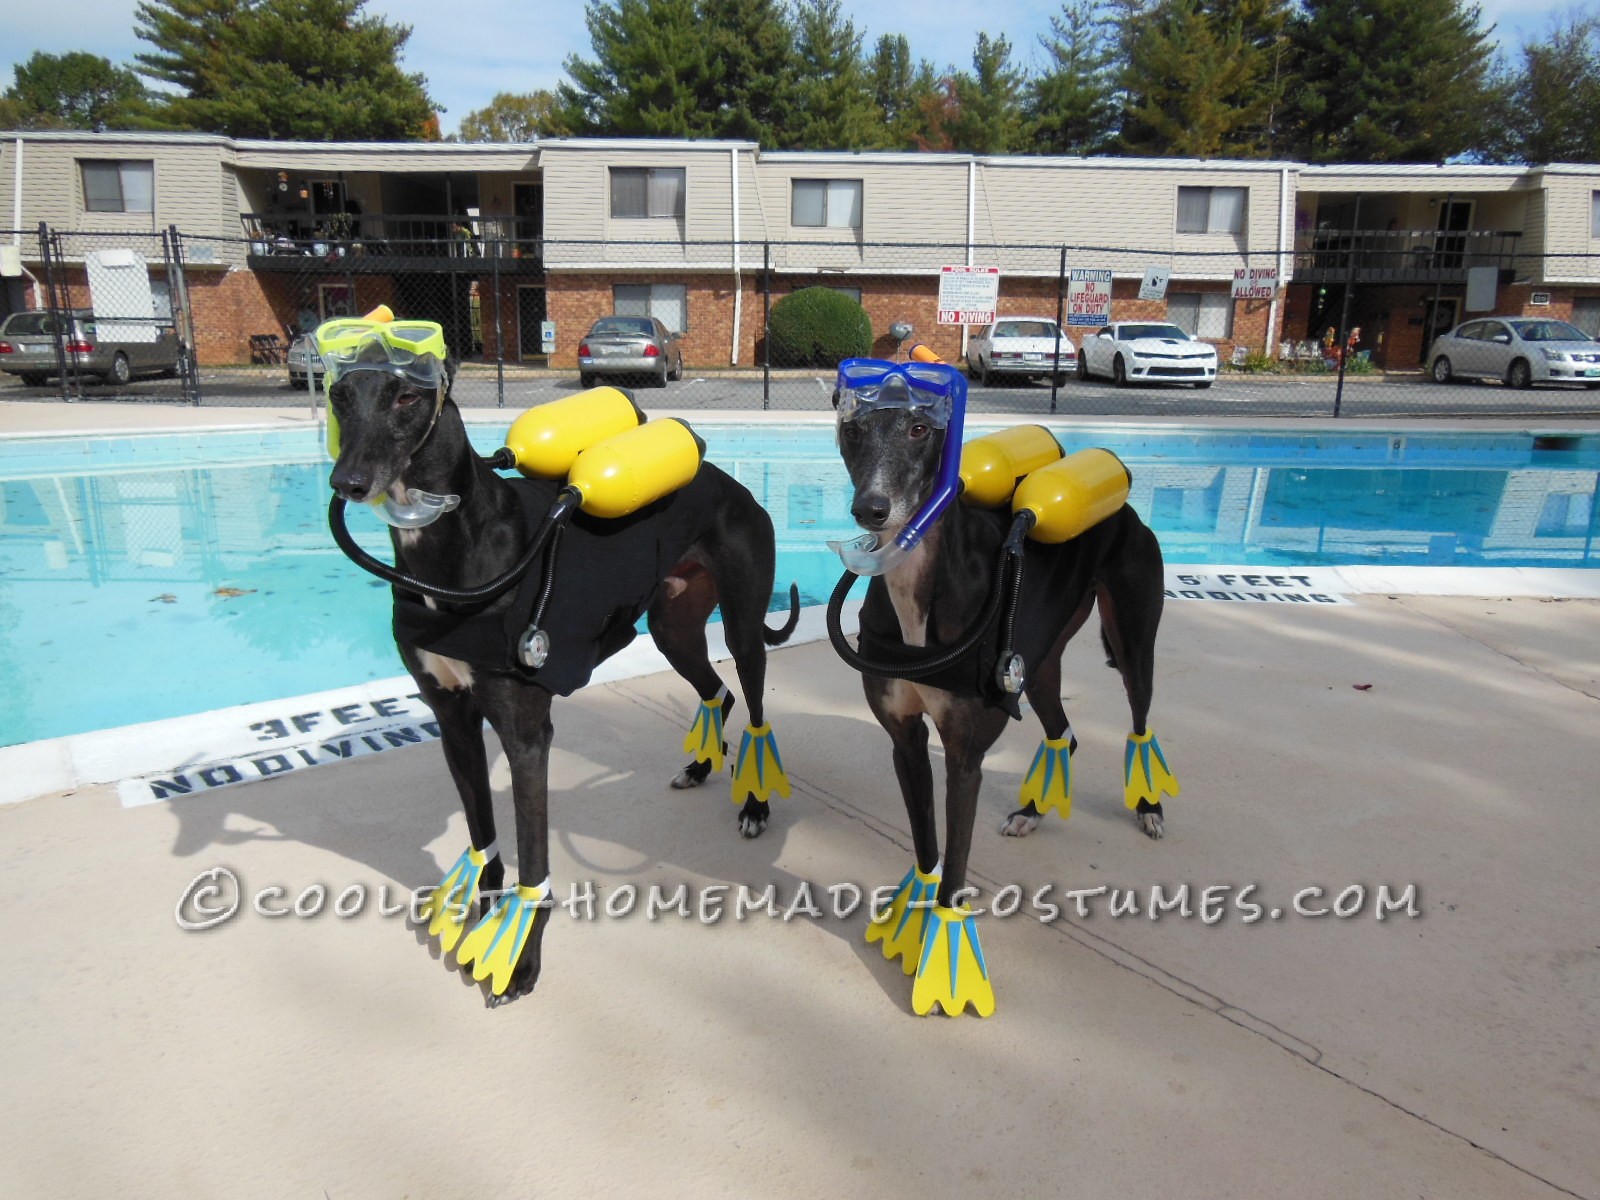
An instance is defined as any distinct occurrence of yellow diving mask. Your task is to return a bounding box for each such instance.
[319,306,459,529]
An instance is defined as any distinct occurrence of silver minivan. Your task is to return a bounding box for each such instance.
[0,308,181,386]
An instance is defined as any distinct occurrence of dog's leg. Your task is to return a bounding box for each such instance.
[425,683,505,902]
[455,682,554,1002]
[1097,550,1176,839]
[1002,591,1096,837]
[914,698,1008,1017]
[649,566,739,797]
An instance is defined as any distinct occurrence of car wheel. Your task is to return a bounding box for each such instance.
[1052,372,1070,387]
[1431,356,1454,384]
[1112,355,1128,387]
[973,355,989,386]
[1586,381,1600,391]
[19,372,48,387]
[1195,381,1212,390]
[656,360,670,388]
[668,354,682,382]
[105,352,132,386]
[1507,359,1533,390]
[1075,354,1089,381]
[579,372,596,389]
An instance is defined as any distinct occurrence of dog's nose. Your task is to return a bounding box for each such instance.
[331,465,373,503]
[852,493,892,530]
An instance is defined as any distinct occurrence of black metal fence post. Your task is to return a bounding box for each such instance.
[1052,245,1068,415]
[1332,195,1361,418]
[761,240,771,412]
[37,223,73,404]
[492,243,505,407]
[166,226,200,405]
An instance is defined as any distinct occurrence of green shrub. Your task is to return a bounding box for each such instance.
[767,287,873,368]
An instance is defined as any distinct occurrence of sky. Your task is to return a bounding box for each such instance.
[2,0,1579,138]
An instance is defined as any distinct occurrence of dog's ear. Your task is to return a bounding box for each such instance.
[443,356,458,399]
[830,387,840,410]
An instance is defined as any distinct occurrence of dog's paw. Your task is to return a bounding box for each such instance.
[671,758,715,790]
[999,809,1042,838]
[737,798,770,839]
[1136,801,1165,840]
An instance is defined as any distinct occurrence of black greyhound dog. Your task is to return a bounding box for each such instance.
[834,388,1175,1016]
[328,367,796,1001]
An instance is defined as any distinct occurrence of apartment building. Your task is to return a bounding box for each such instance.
[3,129,1597,370]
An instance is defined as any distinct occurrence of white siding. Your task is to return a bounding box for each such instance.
[1542,174,1600,282]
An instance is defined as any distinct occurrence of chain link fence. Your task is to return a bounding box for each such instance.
[4,225,1600,418]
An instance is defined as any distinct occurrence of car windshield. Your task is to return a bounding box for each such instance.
[1509,320,1589,342]
[993,320,1059,339]
[591,318,654,337]
[1121,324,1190,341]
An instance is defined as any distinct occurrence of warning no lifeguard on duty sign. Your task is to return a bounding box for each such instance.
[937,265,1000,325]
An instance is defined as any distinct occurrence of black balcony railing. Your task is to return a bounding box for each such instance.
[1293,228,1523,284]
[240,212,542,270]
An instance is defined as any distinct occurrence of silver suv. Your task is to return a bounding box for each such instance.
[0,308,181,387]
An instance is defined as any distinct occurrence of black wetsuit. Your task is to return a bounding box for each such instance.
[391,465,736,696]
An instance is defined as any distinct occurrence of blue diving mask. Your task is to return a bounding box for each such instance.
[828,358,968,576]
[318,310,460,529]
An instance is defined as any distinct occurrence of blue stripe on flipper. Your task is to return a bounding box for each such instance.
[948,921,960,995]
[964,916,988,980]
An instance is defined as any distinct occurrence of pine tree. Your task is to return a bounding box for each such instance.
[784,0,877,149]
[949,33,1028,153]
[1027,0,1119,154]
[134,0,437,140]
[1287,0,1496,162]
[1118,0,1286,157]
[699,0,796,143]
[558,0,717,137]
[4,51,153,131]
[1483,14,1600,164]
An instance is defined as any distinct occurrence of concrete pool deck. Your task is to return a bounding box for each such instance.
[2,401,1599,1198]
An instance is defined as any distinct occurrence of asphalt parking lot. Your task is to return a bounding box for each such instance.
[7,363,1600,420]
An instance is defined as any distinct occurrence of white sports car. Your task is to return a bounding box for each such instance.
[1077,322,1217,388]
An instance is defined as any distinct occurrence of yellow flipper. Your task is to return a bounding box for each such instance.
[418,844,492,953]
[1019,736,1073,819]
[732,722,790,804]
[1124,729,1180,809]
[683,698,726,773]
[912,905,995,1018]
[456,879,550,996]
[865,862,942,975]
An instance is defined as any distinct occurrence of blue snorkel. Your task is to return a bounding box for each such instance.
[827,356,968,576]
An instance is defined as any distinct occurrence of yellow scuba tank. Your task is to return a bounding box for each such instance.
[959,425,1064,508]
[1012,448,1130,543]
[503,388,645,479]
[567,418,705,518]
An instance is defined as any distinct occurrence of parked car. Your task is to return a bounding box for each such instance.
[1427,317,1600,389]
[0,308,179,387]
[577,316,684,389]
[966,317,1075,386]
[1077,322,1217,388]
[286,332,327,389]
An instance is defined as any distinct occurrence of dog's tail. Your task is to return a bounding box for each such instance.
[764,583,802,646]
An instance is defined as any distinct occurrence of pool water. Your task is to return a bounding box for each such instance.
[1,423,1596,747]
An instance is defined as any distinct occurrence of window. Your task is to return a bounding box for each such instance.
[610,168,685,219]
[1592,191,1600,238]
[614,283,687,334]
[1176,186,1246,234]
[81,161,154,214]
[1572,298,1600,339]
[1166,292,1234,339]
[791,179,863,228]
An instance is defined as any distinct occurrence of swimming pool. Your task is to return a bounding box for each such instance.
[2,421,1597,747]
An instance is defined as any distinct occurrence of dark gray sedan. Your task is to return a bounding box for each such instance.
[577,316,684,389]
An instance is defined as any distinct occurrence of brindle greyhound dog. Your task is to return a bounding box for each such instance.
[328,363,797,1001]
[831,359,1174,1014]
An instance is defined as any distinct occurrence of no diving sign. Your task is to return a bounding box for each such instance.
[937,265,1000,324]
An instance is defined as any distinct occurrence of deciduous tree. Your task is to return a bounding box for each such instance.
[455,91,568,141]
[4,51,153,131]
[1483,14,1600,163]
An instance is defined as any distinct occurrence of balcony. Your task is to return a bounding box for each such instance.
[1293,228,1522,285]
[240,213,543,274]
